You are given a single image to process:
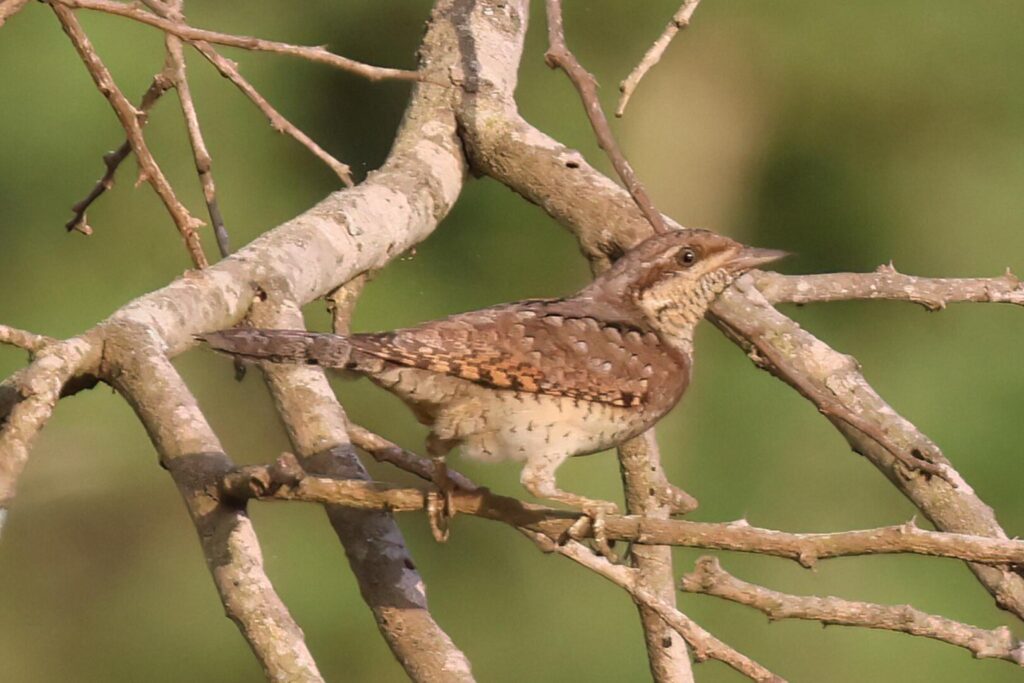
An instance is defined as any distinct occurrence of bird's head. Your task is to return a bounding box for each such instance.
[587,229,788,351]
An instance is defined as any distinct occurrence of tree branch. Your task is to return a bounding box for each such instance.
[616,0,701,117]
[681,556,1024,667]
[191,40,354,186]
[542,0,668,235]
[223,459,1024,568]
[457,98,1024,620]
[51,3,208,267]
[0,0,29,29]
[754,265,1024,309]
[65,70,175,235]
[526,533,785,682]
[0,324,55,354]
[618,431,695,681]
[161,1,231,258]
[55,0,421,82]
[248,295,474,682]
[100,327,321,681]
[710,278,1024,620]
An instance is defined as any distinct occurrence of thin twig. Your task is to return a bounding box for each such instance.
[616,0,701,117]
[681,556,1024,666]
[51,4,208,268]
[221,455,779,680]
[0,325,55,354]
[162,2,230,258]
[66,70,174,235]
[56,0,421,82]
[0,0,30,29]
[192,41,354,186]
[543,0,668,234]
[346,422,478,492]
[754,264,1024,309]
[223,460,1024,567]
[527,533,785,682]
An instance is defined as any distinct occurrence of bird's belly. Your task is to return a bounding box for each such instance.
[366,364,661,463]
[456,391,650,463]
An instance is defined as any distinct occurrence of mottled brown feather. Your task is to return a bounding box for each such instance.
[346,300,690,413]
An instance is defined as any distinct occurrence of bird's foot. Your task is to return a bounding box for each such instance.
[565,500,619,562]
[427,456,455,543]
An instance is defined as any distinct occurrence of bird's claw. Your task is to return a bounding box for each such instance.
[564,501,619,562]
[426,455,456,543]
[426,488,454,543]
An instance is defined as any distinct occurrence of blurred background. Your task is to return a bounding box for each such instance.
[1,1,1023,680]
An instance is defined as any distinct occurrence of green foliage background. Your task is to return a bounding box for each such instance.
[1,2,1023,680]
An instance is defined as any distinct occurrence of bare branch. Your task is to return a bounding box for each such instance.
[681,556,1024,667]
[66,71,174,235]
[248,297,474,682]
[755,265,1024,309]
[0,337,101,521]
[616,0,701,117]
[458,94,1024,620]
[0,0,30,30]
[346,422,478,492]
[163,4,232,258]
[618,431,695,681]
[223,460,1024,569]
[100,328,322,681]
[51,4,208,267]
[528,533,785,682]
[326,273,369,334]
[56,0,421,82]
[192,42,356,187]
[192,41,354,186]
[710,279,1024,619]
[0,324,55,354]
[543,0,668,235]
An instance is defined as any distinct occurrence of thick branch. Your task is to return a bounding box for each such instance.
[755,265,1024,309]
[0,0,29,29]
[682,557,1024,666]
[56,0,420,82]
[249,297,474,682]
[102,325,321,681]
[0,337,100,515]
[710,278,1024,619]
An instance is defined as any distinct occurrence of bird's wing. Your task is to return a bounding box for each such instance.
[347,301,686,408]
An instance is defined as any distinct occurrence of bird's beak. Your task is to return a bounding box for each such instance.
[726,247,790,272]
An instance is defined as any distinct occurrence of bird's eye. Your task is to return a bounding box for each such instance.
[678,248,698,267]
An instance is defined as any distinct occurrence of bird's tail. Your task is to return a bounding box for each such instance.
[196,328,353,367]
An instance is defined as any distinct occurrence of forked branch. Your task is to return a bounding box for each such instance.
[682,557,1024,667]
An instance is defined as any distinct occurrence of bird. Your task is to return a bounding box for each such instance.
[199,229,786,540]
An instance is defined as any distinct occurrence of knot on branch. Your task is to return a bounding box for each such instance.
[221,452,304,502]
